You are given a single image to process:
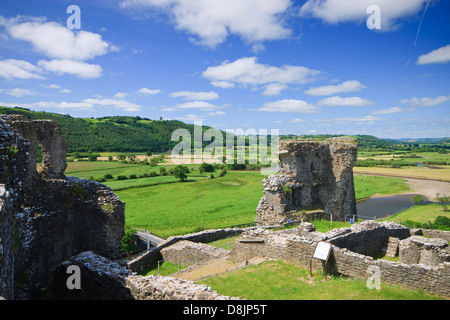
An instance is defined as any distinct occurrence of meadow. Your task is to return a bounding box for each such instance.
[354,150,450,181]
[115,170,265,238]
[65,160,421,237]
[382,203,447,225]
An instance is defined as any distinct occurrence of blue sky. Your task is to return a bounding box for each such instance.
[0,0,449,139]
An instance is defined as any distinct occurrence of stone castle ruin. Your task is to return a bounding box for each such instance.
[0,115,236,300]
[256,137,358,226]
[1,116,449,300]
[0,115,125,299]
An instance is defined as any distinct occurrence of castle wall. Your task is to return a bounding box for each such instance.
[0,115,125,299]
[52,251,240,300]
[229,221,450,298]
[0,186,14,300]
[256,137,357,227]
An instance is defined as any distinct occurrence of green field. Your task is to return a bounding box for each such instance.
[114,172,412,237]
[65,161,428,237]
[115,171,266,238]
[199,260,444,300]
[382,203,447,225]
[353,175,411,200]
[66,161,187,180]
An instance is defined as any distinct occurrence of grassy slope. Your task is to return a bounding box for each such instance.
[382,203,447,224]
[353,175,410,200]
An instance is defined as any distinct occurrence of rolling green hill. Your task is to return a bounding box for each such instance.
[0,106,208,153]
[1,106,447,154]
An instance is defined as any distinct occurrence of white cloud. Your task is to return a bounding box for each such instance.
[203,57,320,94]
[43,84,61,89]
[175,114,205,122]
[400,95,450,107]
[161,107,176,112]
[114,92,129,99]
[371,107,402,115]
[315,115,382,122]
[256,99,321,113]
[211,81,235,89]
[305,80,366,96]
[5,18,113,61]
[38,59,102,79]
[0,96,143,112]
[120,0,292,48]
[289,118,305,123]
[318,96,374,107]
[42,83,71,93]
[0,100,93,111]
[417,44,450,65]
[0,59,44,80]
[82,98,142,112]
[300,0,430,30]
[170,91,219,100]
[137,88,161,95]
[263,83,288,96]
[208,110,226,116]
[2,88,33,97]
[174,101,223,111]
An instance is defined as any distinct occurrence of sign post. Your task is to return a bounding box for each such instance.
[310,241,332,279]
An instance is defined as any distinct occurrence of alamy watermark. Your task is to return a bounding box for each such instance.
[66,265,81,290]
[171,121,280,174]
[366,265,381,290]
[66,5,81,30]
[367,5,381,30]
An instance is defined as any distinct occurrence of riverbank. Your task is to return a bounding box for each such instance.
[355,173,449,201]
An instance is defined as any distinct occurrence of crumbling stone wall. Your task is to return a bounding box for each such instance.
[327,220,410,256]
[256,137,357,227]
[161,240,228,267]
[229,221,450,298]
[128,227,247,273]
[52,251,240,300]
[0,185,14,300]
[399,236,450,265]
[0,115,125,300]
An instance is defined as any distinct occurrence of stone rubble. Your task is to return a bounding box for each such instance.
[256,137,358,227]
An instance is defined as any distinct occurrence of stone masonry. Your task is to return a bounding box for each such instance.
[229,221,450,298]
[256,137,358,226]
[0,115,125,300]
[51,251,240,300]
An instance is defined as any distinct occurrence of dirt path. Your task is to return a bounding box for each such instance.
[171,255,269,281]
[404,178,450,201]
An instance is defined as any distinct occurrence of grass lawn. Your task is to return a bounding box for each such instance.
[199,260,444,300]
[103,174,209,191]
[140,261,186,277]
[116,171,266,238]
[353,175,410,200]
[381,203,448,224]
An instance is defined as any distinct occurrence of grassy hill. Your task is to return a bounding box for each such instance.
[2,106,448,155]
[0,106,208,153]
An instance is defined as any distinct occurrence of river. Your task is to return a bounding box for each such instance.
[356,194,424,220]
